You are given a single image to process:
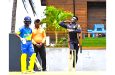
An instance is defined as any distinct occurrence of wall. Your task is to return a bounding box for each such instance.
[46,0,106,33]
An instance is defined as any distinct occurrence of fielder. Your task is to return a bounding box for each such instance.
[59,16,81,65]
[16,16,36,73]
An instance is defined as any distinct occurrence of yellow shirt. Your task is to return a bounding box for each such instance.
[32,28,46,44]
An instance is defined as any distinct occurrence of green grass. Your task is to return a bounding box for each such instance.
[82,37,106,47]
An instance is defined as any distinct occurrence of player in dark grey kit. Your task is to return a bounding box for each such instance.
[59,16,81,64]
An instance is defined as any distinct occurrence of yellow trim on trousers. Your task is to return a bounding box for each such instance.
[21,53,27,72]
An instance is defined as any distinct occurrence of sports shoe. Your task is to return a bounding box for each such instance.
[21,71,27,74]
[42,69,47,71]
[27,70,36,73]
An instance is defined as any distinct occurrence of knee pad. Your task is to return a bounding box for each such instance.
[31,53,36,59]
[28,53,36,71]
[21,53,27,72]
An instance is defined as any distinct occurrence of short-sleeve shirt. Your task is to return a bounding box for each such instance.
[32,28,46,43]
[17,26,32,41]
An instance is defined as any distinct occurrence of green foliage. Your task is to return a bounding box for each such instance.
[55,37,68,47]
[41,6,73,31]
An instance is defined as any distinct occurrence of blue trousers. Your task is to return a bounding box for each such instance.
[21,41,34,56]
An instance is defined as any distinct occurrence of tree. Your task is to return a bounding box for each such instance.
[42,6,73,44]
[11,0,36,33]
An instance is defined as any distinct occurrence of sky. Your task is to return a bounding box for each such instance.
[0,0,115,75]
[15,0,46,31]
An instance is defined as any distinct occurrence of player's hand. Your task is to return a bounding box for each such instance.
[36,44,41,48]
[64,20,71,23]
[39,43,43,46]
[36,43,42,48]
[20,38,26,44]
[67,29,74,32]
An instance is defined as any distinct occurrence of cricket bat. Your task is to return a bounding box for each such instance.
[35,58,42,71]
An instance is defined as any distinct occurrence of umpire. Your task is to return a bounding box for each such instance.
[32,19,46,71]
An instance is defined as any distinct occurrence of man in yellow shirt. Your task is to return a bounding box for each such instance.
[32,19,46,71]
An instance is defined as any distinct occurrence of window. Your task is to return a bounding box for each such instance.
[41,0,46,6]
[97,28,102,31]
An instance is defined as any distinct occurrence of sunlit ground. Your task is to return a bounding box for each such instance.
[9,71,106,75]
[46,48,106,71]
[9,48,106,72]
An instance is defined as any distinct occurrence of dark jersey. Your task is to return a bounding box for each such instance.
[59,21,81,43]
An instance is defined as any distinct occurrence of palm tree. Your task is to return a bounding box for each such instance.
[11,0,36,33]
[42,6,73,44]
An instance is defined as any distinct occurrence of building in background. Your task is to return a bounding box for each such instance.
[46,0,106,33]
[41,0,106,44]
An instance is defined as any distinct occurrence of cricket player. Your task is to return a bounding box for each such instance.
[16,16,36,73]
[59,16,81,63]
[32,19,46,71]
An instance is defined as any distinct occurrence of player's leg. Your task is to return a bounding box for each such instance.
[69,42,74,59]
[69,42,74,54]
[72,49,76,68]
[28,53,36,72]
[20,44,28,73]
[28,42,36,72]
[21,53,27,73]
[68,42,74,71]
[74,43,79,63]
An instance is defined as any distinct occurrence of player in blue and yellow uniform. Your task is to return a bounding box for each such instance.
[16,16,36,73]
